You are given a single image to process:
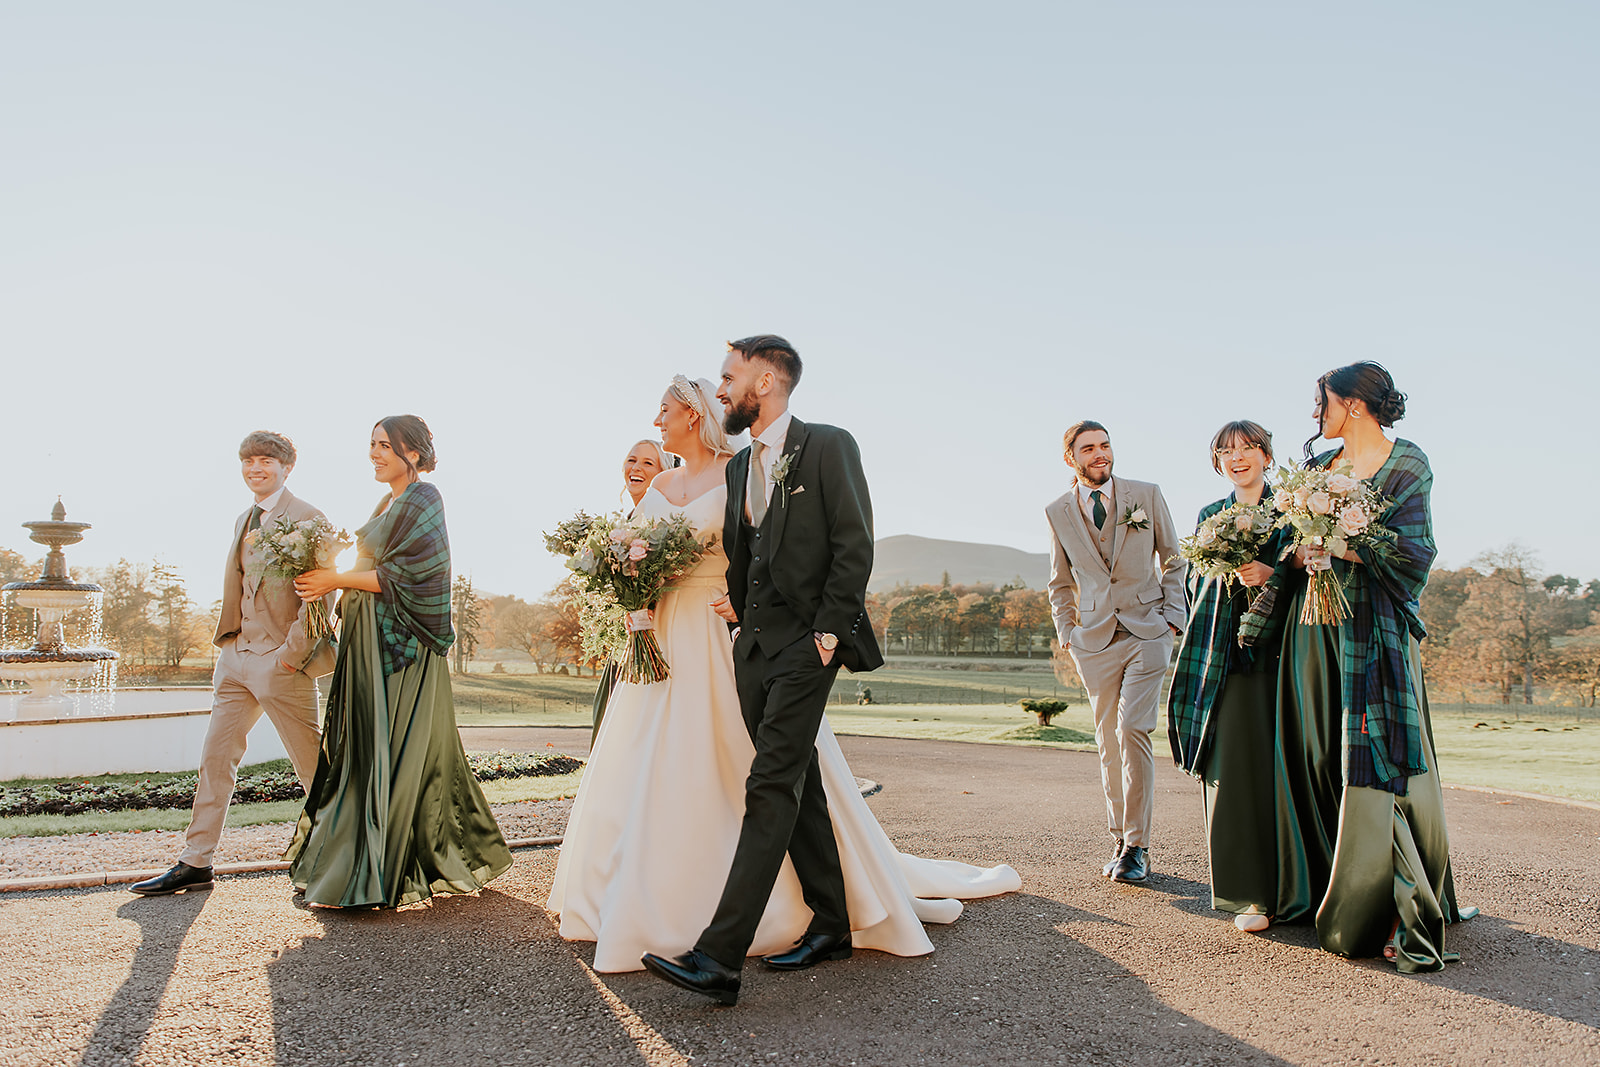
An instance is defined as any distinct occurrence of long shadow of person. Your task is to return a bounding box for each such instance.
[266,882,665,1066]
[77,891,213,1066]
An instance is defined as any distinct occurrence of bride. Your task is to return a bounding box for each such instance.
[547,375,1020,973]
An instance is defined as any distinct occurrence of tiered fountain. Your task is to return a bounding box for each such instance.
[0,500,118,718]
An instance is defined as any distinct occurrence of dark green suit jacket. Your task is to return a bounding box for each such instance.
[723,416,884,673]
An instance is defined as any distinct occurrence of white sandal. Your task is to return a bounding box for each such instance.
[1234,913,1270,933]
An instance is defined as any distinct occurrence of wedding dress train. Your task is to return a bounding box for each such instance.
[547,484,1020,972]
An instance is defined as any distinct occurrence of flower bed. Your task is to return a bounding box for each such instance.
[0,750,582,818]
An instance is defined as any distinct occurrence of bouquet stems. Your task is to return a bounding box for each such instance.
[305,600,335,642]
[1300,570,1353,625]
[619,607,670,684]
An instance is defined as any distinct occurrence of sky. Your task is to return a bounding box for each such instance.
[1,3,1595,608]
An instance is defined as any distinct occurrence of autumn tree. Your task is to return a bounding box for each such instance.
[451,575,484,674]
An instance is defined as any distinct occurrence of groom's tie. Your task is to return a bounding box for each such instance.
[747,441,768,527]
[1090,490,1107,530]
[248,505,265,532]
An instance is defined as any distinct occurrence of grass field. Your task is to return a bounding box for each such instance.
[4,665,1590,839]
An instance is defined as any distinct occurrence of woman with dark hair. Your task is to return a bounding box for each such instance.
[286,415,511,908]
[1168,420,1287,934]
[1273,365,1471,971]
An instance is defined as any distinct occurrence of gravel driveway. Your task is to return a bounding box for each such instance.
[1,734,1595,1066]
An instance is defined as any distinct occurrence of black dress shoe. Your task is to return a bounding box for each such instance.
[1101,839,1124,878]
[641,950,741,1006]
[130,863,214,896]
[762,931,853,971]
[1110,845,1149,884]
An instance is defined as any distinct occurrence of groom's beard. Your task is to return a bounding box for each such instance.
[1073,463,1112,487]
[722,394,761,436]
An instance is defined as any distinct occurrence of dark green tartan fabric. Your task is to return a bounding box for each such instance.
[1335,440,1435,794]
[1167,492,1286,777]
[356,481,455,676]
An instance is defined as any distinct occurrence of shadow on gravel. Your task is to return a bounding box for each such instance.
[1414,913,1600,1029]
[592,891,1296,1066]
[79,890,212,1066]
[265,880,662,1066]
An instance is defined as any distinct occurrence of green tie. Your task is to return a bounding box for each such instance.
[248,505,265,532]
[1090,490,1106,530]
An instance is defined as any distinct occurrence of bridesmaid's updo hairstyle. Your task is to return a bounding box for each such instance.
[1306,362,1407,458]
[1209,420,1273,474]
[377,414,438,476]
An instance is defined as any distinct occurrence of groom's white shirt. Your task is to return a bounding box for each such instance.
[1075,477,1114,526]
[752,409,792,509]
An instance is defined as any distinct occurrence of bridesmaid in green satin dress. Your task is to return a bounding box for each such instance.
[1167,420,1288,934]
[286,415,511,908]
[1272,364,1472,972]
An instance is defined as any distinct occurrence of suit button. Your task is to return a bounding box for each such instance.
[753,579,760,586]
[754,556,761,562]
[752,604,758,609]
[754,627,762,633]
[754,532,762,539]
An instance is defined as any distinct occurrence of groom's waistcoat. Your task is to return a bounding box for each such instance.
[737,514,811,659]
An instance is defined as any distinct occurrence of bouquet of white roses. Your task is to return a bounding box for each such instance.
[1176,501,1277,591]
[1270,460,1395,624]
[545,510,711,683]
[250,515,353,640]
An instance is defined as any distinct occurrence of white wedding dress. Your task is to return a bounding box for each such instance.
[547,484,1021,973]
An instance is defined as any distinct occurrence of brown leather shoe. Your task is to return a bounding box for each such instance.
[1101,839,1124,878]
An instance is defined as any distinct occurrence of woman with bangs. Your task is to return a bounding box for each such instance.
[1168,420,1288,934]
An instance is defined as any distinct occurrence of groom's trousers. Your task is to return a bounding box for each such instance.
[696,635,849,969]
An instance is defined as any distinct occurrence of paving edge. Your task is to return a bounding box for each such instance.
[0,779,882,894]
[0,836,565,894]
[1444,783,1600,811]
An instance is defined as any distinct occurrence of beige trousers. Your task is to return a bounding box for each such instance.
[180,643,322,867]
[1069,628,1173,849]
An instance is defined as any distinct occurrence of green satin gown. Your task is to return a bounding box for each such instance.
[1200,661,1279,918]
[1272,576,1467,973]
[284,566,512,908]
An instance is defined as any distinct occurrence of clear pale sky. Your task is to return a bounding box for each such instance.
[2,4,1594,607]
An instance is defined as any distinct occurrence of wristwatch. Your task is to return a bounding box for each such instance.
[815,632,839,651]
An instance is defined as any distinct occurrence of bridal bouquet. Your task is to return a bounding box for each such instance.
[1176,502,1277,592]
[1270,461,1395,625]
[250,516,353,640]
[545,510,711,683]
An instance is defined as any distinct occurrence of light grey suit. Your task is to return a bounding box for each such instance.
[180,488,336,868]
[1046,477,1186,848]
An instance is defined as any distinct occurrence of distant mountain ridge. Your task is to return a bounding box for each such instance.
[870,534,1049,593]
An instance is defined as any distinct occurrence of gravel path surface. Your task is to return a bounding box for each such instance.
[1,735,1596,1067]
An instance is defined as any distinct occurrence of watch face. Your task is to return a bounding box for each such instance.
[819,633,838,650]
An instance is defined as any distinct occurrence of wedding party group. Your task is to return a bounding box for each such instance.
[123,334,1470,1011]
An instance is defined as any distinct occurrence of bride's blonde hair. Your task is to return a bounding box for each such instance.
[669,375,735,458]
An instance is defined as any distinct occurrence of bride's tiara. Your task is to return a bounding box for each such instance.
[671,374,709,420]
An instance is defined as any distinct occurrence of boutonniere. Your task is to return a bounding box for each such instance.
[770,452,796,506]
[1119,504,1151,531]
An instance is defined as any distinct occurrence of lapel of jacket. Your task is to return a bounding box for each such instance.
[1057,490,1110,577]
[727,447,751,554]
[766,416,808,560]
[1108,479,1129,571]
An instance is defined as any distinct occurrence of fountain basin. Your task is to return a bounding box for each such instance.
[0,688,292,780]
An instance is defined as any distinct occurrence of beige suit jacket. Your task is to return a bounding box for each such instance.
[1045,476,1188,654]
[214,489,337,678]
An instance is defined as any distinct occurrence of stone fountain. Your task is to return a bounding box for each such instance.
[0,500,118,718]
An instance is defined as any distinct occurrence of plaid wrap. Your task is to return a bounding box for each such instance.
[1330,439,1434,795]
[1167,492,1287,777]
[355,481,455,676]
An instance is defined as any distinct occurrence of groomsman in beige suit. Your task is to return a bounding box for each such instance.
[1046,421,1186,885]
[132,431,336,895]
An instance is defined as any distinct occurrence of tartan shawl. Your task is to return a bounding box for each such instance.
[1167,492,1286,777]
[358,481,454,676]
[1316,441,1434,796]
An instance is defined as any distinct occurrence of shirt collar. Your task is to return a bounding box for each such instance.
[254,486,287,515]
[755,409,792,452]
[1077,476,1113,504]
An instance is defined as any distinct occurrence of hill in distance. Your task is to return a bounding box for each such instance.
[870,534,1049,593]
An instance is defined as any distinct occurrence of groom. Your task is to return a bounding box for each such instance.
[1046,421,1186,886]
[643,334,882,1005]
